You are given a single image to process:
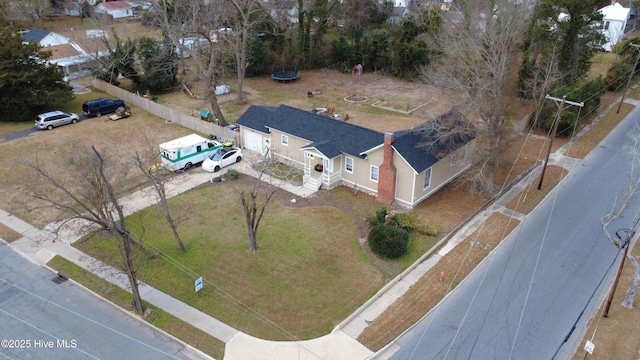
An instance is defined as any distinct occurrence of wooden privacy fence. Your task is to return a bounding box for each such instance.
[91,79,241,145]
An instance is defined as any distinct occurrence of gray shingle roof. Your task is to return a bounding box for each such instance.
[237,105,384,158]
[393,129,440,173]
[236,104,475,173]
[22,28,50,43]
[393,109,476,173]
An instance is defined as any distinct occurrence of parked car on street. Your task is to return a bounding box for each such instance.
[82,98,125,117]
[202,147,243,172]
[34,111,79,130]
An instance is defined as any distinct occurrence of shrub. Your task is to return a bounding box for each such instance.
[604,62,632,91]
[543,109,578,137]
[388,213,438,236]
[366,206,388,227]
[368,224,409,259]
[226,169,240,181]
[544,76,605,136]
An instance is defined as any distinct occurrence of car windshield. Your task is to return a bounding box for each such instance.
[210,151,223,161]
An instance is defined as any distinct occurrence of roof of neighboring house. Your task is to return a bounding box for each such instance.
[393,108,476,173]
[74,37,111,54]
[22,28,52,43]
[237,105,384,159]
[97,1,133,10]
[600,2,630,21]
[41,44,81,60]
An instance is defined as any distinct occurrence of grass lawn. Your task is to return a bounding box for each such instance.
[46,256,225,359]
[75,181,383,340]
[570,243,640,360]
[0,223,22,242]
[0,87,195,229]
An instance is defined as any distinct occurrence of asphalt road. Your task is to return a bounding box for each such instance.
[0,245,201,360]
[384,107,640,360]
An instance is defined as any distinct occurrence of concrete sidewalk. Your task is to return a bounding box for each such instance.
[0,95,631,360]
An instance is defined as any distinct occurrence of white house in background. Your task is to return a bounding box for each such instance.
[95,1,135,19]
[22,29,69,47]
[600,1,631,51]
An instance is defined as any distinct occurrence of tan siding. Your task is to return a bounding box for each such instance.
[393,154,416,205]
[270,130,309,166]
[411,141,475,205]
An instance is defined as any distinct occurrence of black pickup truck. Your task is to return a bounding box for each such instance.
[82,98,125,117]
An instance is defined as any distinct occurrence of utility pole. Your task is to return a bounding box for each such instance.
[603,216,640,317]
[617,43,640,114]
[538,95,584,190]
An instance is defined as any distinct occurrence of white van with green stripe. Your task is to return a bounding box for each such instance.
[160,134,222,171]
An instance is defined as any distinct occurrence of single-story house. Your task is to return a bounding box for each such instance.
[236,105,476,208]
[95,1,135,19]
[600,1,631,51]
[42,37,111,81]
[22,29,69,47]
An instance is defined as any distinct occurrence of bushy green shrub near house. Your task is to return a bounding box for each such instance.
[368,224,409,259]
[226,169,240,181]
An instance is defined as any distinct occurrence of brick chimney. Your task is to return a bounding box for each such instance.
[377,132,397,205]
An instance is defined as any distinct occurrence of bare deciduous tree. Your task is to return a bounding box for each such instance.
[601,123,640,309]
[155,0,231,126]
[0,0,50,25]
[239,167,276,253]
[422,0,533,194]
[131,134,185,253]
[229,0,264,105]
[22,146,146,315]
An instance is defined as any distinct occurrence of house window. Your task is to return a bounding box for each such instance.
[423,167,432,190]
[370,165,379,182]
[345,157,354,173]
[603,21,610,30]
[281,135,288,146]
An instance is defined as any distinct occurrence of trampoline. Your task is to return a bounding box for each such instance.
[272,66,299,82]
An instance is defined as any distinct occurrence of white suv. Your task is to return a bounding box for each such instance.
[35,111,80,130]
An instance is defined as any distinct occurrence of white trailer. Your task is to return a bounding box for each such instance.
[159,134,222,171]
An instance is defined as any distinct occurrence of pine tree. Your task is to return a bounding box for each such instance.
[0,24,73,122]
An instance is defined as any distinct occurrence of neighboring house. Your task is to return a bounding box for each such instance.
[236,105,476,208]
[64,1,81,16]
[22,29,69,47]
[94,1,135,19]
[600,1,631,51]
[389,7,409,25]
[48,37,111,81]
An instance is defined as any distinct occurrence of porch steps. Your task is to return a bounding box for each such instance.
[303,171,323,191]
